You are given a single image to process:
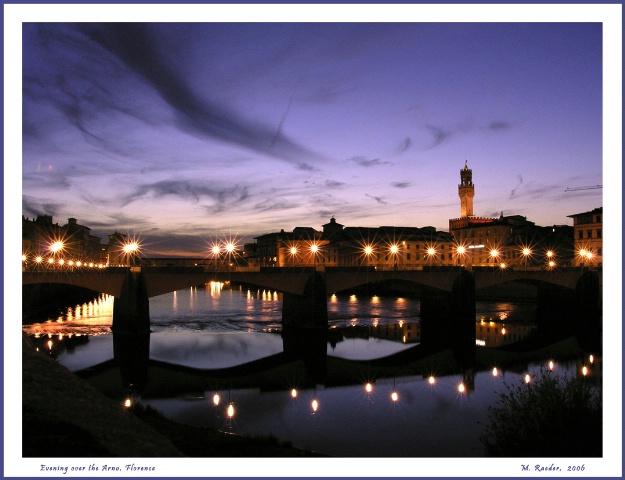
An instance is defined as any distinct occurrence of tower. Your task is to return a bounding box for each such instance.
[458,161,474,218]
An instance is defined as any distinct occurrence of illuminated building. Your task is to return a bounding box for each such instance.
[449,162,574,268]
[567,207,602,267]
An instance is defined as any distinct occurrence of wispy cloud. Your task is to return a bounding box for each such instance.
[122,180,250,213]
[391,182,411,189]
[365,193,387,205]
[325,180,345,188]
[347,156,392,168]
[487,120,512,132]
[22,196,64,218]
[424,124,453,149]
[80,23,324,167]
[510,175,523,198]
[397,137,412,153]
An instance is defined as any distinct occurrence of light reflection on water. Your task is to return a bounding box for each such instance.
[23,283,596,457]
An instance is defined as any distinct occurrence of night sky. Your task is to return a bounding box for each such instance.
[17,7,610,257]
[7,4,623,476]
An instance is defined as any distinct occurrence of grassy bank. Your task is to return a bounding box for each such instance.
[22,333,323,457]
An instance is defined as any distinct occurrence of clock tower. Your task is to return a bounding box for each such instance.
[458,161,474,218]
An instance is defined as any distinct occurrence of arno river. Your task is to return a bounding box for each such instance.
[22,283,600,457]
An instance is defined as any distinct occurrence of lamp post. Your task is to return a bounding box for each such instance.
[364,245,374,269]
[426,247,436,268]
[123,241,139,267]
[310,243,319,271]
[521,247,531,273]
[546,250,555,270]
[225,242,235,273]
[456,245,468,269]
[489,248,499,269]
[290,246,298,270]
[390,244,399,271]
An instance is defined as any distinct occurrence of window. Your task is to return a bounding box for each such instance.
[587,230,592,239]
[407,253,411,261]
[578,231,583,240]
[596,215,601,223]
[597,229,602,239]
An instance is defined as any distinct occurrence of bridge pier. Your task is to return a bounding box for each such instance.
[113,329,150,397]
[112,272,150,333]
[420,269,476,346]
[282,272,328,329]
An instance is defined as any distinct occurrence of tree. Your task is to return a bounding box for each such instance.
[480,368,602,457]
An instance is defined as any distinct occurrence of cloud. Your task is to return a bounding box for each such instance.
[122,180,250,213]
[391,182,411,189]
[347,156,392,168]
[365,193,387,205]
[325,180,345,188]
[80,23,324,166]
[510,174,523,198]
[298,163,318,172]
[253,199,299,213]
[397,137,412,153]
[424,124,453,149]
[22,195,64,218]
[488,120,512,132]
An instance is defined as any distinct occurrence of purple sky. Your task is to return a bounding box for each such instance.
[19,14,607,256]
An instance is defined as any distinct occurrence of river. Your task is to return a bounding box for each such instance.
[22,282,599,458]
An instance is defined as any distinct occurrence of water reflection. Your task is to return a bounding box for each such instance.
[23,286,602,457]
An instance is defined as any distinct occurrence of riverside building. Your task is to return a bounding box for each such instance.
[448,162,574,269]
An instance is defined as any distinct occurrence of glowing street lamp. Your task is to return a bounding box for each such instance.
[123,241,140,267]
[289,246,298,269]
[489,248,499,268]
[521,247,532,271]
[310,243,319,270]
[363,244,375,270]
[50,240,64,255]
[225,242,236,271]
[455,245,468,268]
[389,244,400,270]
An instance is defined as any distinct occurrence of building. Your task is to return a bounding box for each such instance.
[567,207,603,267]
[22,215,105,264]
[251,217,455,270]
[449,162,574,268]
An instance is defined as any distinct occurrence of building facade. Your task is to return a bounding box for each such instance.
[449,162,574,268]
[567,207,603,267]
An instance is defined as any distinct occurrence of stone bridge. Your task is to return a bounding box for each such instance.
[23,266,601,332]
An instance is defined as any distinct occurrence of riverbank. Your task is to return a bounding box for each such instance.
[21,333,323,457]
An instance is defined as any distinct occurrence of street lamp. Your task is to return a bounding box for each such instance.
[456,245,468,267]
[389,244,399,270]
[49,240,64,258]
[289,246,298,269]
[225,242,235,271]
[521,247,532,272]
[363,245,374,269]
[310,243,319,270]
[489,249,499,268]
[123,241,139,267]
